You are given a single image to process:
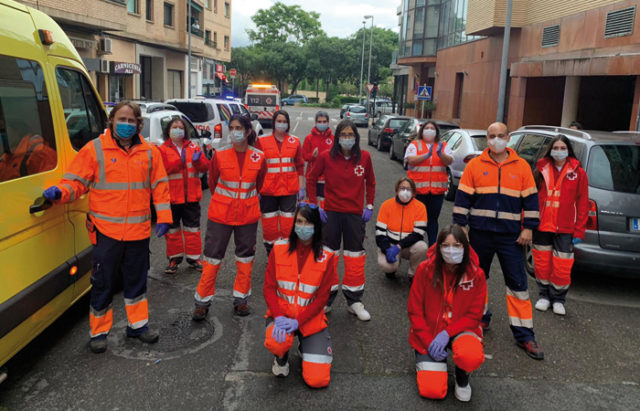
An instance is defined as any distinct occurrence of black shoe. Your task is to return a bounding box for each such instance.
[187,258,203,271]
[234,303,251,316]
[385,271,396,279]
[165,258,180,274]
[89,338,107,353]
[128,330,159,344]
[192,305,209,321]
[517,340,544,360]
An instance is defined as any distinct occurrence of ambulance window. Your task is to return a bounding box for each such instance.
[228,103,240,115]
[0,56,57,183]
[216,103,232,122]
[56,68,107,151]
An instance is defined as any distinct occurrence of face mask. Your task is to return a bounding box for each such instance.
[441,246,464,265]
[170,128,185,141]
[275,123,288,132]
[398,188,412,203]
[422,129,436,141]
[339,138,355,150]
[295,224,314,241]
[231,130,245,143]
[488,137,508,153]
[316,123,329,132]
[115,122,136,139]
[550,150,568,161]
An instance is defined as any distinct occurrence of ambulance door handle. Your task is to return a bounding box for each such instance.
[30,196,52,214]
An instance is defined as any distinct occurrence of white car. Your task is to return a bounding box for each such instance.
[140,107,211,155]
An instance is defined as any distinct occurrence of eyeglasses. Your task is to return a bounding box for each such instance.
[299,202,318,209]
[339,133,356,138]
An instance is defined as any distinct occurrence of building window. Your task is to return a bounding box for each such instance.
[453,72,464,119]
[205,30,212,46]
[214,32,218,48]
[224,35,229,50]
[140,56,153,99]
[214,0,217,13]
[224,2,229,18]
[167,70,182,99]
[206,0,211,9]
[163,2,173,26]
[127,0,139,14]
[145,0,153,20]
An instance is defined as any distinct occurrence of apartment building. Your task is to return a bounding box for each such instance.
[395,0,640,131]
[17,0,232,102]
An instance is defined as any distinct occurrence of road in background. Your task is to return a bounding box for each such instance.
[1,107,639,410]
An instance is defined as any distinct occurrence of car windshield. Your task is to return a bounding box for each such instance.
[587,145,640,193]
[169,102,211,122]
[389,119,409,129]
[471,135,488,150]
[350,106,366,113]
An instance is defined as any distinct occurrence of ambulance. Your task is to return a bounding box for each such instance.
[244,83,281,127]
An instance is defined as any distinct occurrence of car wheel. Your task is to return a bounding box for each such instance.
[524,244,535,278]
[445,169,456,201]
[389,143,396,160]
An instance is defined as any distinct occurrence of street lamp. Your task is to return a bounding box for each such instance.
[358,20,366,105]
[365,15,374,109]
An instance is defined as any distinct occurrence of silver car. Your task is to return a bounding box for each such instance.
[441,129,488,200]
[344,105,370,127]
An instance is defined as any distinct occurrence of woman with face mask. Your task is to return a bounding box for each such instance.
[531,135,588,316]
[375,177,428,281]
[158,118,209,274]
[255,110,306,255]
[192,114,266,320]
[263,203,337,387]
[302,111,334,208]
[405,121,454,246]
[408,224,487,402]
[307,119,376,321]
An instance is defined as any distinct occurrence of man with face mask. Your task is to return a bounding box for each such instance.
[452,122,543,360]
[43,101,172,354]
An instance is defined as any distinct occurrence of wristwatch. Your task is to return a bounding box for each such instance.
[366,204,374,210]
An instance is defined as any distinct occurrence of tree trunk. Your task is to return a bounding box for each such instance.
[316,78,319,99]
[290,79,300,95]
[325,76,331,103]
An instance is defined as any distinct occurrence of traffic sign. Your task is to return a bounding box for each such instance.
[417,85,432,101]
[366,83,375,93]
[229,68,237,79]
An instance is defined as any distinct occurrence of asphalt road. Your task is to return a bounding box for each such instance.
[1,107,639,410]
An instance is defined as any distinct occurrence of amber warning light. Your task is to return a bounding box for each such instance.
[69,265,78,276]
[38,29,54,45]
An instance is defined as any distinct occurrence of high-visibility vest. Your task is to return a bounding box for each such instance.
[269,240,334,336]
[259,134,299,196]
[208,145,264,226]
[538,161,571,233]
[159,139,204,204]
[407,140,449,195]
[0,134,57,182]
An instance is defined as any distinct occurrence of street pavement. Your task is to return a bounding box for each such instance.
[1,107,639,410]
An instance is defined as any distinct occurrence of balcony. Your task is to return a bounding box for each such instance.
[189,27,204,38]
[205,38,217,48]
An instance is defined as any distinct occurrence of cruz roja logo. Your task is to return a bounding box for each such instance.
[354,165,365,177]
[250,152,260,162]
[288,136,296,144]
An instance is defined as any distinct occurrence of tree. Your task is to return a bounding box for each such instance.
[247,2,324,46]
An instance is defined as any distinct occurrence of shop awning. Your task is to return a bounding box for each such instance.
[189,1,203,13]
[216,72,228,82]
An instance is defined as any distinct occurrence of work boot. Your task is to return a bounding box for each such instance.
[234,303,251,317]
[517,340,544,360]
[165,258,180,274]
[89,338,107,354]
[187,258,203,272]
[552,302,566,316]
[347,302,371,321]
[535,298,550,312]
[192,305,209,321]
[127,330,159,344]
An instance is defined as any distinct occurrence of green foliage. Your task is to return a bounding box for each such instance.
[247,2,323,46]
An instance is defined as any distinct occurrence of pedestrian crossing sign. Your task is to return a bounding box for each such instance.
[417,86,432,101]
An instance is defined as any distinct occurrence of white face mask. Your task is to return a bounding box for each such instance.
[422,129,436,141]
[231,130,245,143]
[170,128,185,141]
[550,150,568,161]
[441,246,464,265]
[275,123,288,132]
[488,137,508,153]
[339,138,355,150]
[398,188,412,203]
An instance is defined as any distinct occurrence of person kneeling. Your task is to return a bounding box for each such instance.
[263,203,336,388]
[407,224,487,402]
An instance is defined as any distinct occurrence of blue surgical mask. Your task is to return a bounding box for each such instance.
[275,123,288,132]
[339,138,355,150]
[231,130,245,143]
[115,122,136,139]
[170,128,185,141]
[550,150,568,161]
[295,224,314,241]
[316,123,329,132]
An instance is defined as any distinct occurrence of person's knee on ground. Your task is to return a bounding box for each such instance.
[302,360,331,388]
[416,367,448,399]
[452,333,484,373]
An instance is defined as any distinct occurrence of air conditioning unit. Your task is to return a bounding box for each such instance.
[99,38,112,54]
[99,59,110,73]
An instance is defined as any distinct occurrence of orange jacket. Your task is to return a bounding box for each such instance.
[158,139,209,204]
[375,197,427,251]
[266,240,336,336]
[208,144,264,225]
[56,129,172,241]
[258,134,300,196]
[407,140,449,195]
[0,134,57,183]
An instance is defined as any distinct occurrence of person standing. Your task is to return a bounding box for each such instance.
[302,111,334,208]
[406,121,453,245]
[263,203,336,387]
[43,101,172,353]
[256,110,305,254]
[158,118,209,274]
[193,114,266,319]
[307,119,376,321]
[453,122,544,360]
[408,225,486,402]
[375,177,428,280]
[532,135,588,316]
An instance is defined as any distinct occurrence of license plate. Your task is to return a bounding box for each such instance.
[632,218,640,232]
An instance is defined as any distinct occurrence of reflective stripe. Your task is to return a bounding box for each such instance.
[60,183,75,201]
[194,291,213,303]
[430,182,448,188]
[298,296,315,306]
[168,173,183,180]
[168,253,184,259]
[476,186,499,194]
[280,211,295,218]
[128,319,148,330]
[215,187,236,197]
[93,138,106,184]
[509,316,534,328]
[343,250,366,258]
[457,183,475,194]
[532,244,552,251]
[412,166,432,172]
[92,182,129,190]
[302,353,333,364]
[545,201,560,208]
[330,285,340,292]
[277,290,295,304]
[233,289,252,298]
[553,250,574,259]
[130,181,150,189]
[236,255,255,263]
[281,157,295,163]
[453,206,469,215]
[550,281,570,290]
[185,254,200,260]
[376,222,388,229]
[470,209,496,218]
[277,280,297,291]
[275,239,289,246]
[375,230,387,236]
[415,182,430,188]
[342,284,365,292]
[431,166,447,172]
[414,220,427,226]
[453,331,483,343]
[155,203,171,211]
[151,177,168,189]
[521,187,538,197]
[497,211,522,221]
[506,288,530,301]
[90,304,113,317]
[416,361,447,372]
[183,226,200,233]
[128,214,152,223]
[63,172,90,187]
[187,173,198,178]
[239,190,257,199]
[299,283,319,294]
[523,210,540,218]
[90,211,126,224]
[281,166,296,172]
[537,279,550,285]
[202,256,222,265]
[266,158,280,164]
[219,179,240,188]
[241,182,256,189]
[263,211,279,218]
[500,187,521,198]
[124,294,147,305]
[414,227,426,235]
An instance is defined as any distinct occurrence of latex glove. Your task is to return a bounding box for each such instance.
[362,208,373,223]
[156,223,170,237]
[43,186,62,201]
[436,142,443,156]
[298,187,306,201]
[428,330,450,362]
[192,150,202,162]
[319,207,328,224]
[572,238,583,245]
[385,245,401,263]
[280,317,299,334]
[274,316,288,328]
[272,323,288,344]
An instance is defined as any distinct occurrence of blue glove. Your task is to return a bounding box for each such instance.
[192,150,202,162]
[385,245,401,264]
[43,186,62,201]
[428,330,450,362]
[156,223,170,237]
[298,187,306,201]
[272,323,288,344]
[572,238,582,245]
[319,207,328,224]
[436,142,443,155]
[280,317,299,334]
[274,315,288,328]
[362,207,373,223]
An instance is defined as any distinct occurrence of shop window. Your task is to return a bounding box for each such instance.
[56,68,107,152]
[164,2,174,26]
[140,56,153,99]
[145,0,153,21]
[0,56,56,183]
[127,0,139,14]
[452,72,463,119]
[224,35,229,50]
[168,70,182,99]
[224,2,229,18]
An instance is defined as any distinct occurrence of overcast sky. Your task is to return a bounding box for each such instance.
[232,0,400,47]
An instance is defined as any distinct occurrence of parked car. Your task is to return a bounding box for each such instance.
[508,125,640,277]
[131,101,177,114]
[222,99,264,136]
[388,118,459,168]
[281,94,308,105]
[340,103,358,119]
[368,115,412,151]
[343,105,370,127]
[440,128,488,200]
[165,98,232,150]
[367,99,394,117]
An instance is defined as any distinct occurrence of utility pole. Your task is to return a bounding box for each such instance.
[365,15,374,112]
[496,0,512,122]
[188,1,192,98]
[358,21,366,105]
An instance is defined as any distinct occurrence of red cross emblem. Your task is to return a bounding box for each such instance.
[326,138,332,146]
[354,165,365,177]
[250,152,260,162]
[266,97,273,105]
[567,171,577,181]
[460,279,474,291]
[318,251,328,263]
[288,136,296,144]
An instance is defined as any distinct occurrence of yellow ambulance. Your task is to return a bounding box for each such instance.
[0,0,107,378]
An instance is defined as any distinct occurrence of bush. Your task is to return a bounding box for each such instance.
[331,95,360,106]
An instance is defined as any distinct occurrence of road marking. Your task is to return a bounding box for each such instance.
[293,120,300,133]
[222,318,253,411]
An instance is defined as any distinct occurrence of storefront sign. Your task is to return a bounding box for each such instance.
[216,64,224,73]
[69,36,96,50]
[112,62,141,74]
